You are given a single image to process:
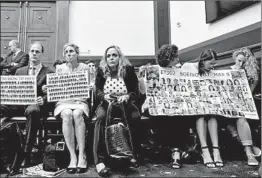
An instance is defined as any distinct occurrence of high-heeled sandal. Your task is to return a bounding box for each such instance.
[201,146,215,168]
[171,148,181,169]
[213,147,224,167]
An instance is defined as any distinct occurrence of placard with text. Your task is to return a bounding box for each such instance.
[142,65,259,120]
[47,72,90,102]
[1,75,37,105]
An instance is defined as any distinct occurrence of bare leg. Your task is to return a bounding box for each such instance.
[61,109,77,168]
[196,116,214,168]
[208,117,223,167]
[236,117,258,165]
[73,109,87,168]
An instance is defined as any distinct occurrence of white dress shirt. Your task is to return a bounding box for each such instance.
[29,63,42,76]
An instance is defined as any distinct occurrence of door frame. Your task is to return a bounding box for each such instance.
[55,1,69,61]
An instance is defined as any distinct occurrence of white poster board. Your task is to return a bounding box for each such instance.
[141,65,259,120]
[47,72,90,102]
[0,75,37,105]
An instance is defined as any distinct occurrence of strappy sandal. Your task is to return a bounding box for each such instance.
[201,146,215,168]
[171,148,181,169]
[213,147,224,167]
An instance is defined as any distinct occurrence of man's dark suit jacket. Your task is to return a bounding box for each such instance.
[0,51,29,75]
[15,65,54,105]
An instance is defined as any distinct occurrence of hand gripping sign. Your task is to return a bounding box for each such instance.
[141,65,259,120]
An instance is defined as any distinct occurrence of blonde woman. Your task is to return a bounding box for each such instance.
[93,45,140,177]
[225,47,260,166]
[54,43,89,173]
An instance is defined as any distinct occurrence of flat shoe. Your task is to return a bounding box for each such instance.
[130,159,139,168]
[247,154,259,166]
[66,167,77,174]
[98,167,111,177]
[252,146,261,157]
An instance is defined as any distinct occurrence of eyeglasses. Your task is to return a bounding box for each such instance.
[30,50,41,54]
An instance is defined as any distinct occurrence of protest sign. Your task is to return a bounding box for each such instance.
[0,75,37,105]
[47,72,90,102]
[142,65,259,120]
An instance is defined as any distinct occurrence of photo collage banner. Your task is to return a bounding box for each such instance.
[47,72,91,102]
[0,75,37,105]
[140,65,259,120]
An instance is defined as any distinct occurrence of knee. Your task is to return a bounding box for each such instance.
[95,107,106,120]
[73,109,85,125]
[25,105,40,116]
[61,109,73,122]
[73,109,84,119]
[131,110,140,120]
[237,117,248,126]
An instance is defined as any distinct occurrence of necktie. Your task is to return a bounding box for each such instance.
[30,67,36,75]
[12,53,16,60]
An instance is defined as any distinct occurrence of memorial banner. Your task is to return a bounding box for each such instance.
[142,65,259,120]
[0,75,37,105]
[47,72,90,102]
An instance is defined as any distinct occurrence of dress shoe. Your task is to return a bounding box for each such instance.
[66,167,77,174]
[97,167,111,177]
[21,156,31,168]
[129,158,139,168]
[76,167,88,174]
[8,168,20,176]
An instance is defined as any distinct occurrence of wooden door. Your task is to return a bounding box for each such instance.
[0,1,56,66]
[24,2,56,66]
[0,2,23,56]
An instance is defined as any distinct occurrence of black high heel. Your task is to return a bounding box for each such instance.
[171,148,181,169]
[201,146,215,168]
[76,167,88,174]
[213,147,224,167]
[66,167,77,174]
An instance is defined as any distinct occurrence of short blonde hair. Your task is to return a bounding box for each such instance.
[63,43,79,57]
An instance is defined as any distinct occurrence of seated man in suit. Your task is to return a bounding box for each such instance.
[0,39,29,75]
[0,41,54,170]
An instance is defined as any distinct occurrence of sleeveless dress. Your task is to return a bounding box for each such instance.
[54,63,89,117]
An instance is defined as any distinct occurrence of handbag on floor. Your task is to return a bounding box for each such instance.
[105,101,134,159]
[0,118,24,174]
[43,142,69,172]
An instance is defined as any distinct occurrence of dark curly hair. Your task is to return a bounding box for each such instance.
[156,44,179,67]
[85,59,96,65]
[198,49,217,76]
[53,59,66,68]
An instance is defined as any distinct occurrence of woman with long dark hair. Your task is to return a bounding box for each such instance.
[181,49,223,168]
